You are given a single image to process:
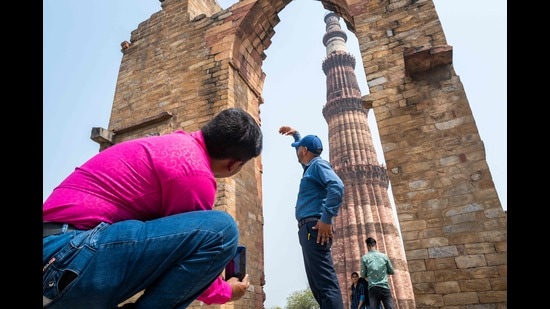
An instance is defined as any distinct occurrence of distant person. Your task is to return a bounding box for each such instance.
[350,272,366,309]
[43,108,263,308]
[350,272,382,309]
[360,237,395,309]
[279,125,345,309]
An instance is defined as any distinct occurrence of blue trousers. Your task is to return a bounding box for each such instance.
[43,210,238,308]
[298,220,344,309]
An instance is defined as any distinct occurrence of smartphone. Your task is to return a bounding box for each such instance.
[224,245,246,281]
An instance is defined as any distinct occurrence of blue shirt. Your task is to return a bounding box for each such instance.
[291,133,344,224]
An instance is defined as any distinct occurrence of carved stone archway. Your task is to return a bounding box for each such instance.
[97,1,506,307]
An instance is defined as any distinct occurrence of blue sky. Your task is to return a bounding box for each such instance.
[43,1,506,307]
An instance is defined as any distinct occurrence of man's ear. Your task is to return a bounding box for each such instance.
[227,159,244,172]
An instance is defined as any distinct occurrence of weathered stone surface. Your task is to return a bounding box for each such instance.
[108,0,506,307]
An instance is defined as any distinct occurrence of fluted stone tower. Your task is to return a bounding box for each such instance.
[321,12,415,309]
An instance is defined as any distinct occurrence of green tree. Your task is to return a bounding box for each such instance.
[285,287,319,309]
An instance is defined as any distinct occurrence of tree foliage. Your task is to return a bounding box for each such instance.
[285,287,319,309]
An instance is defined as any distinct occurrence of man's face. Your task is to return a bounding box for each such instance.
[297,146,308,164]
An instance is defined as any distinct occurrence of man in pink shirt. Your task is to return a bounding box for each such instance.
[43,107,263,308]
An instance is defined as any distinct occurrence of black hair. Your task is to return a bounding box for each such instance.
[201,108,263,162]
[366,237,377,246]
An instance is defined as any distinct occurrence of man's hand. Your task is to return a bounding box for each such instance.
[312,221,333,245]
[228,274,250,302]
[278,126,297,136]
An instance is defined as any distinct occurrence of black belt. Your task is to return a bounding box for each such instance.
[298,216,320,229]
[43,222,77,238]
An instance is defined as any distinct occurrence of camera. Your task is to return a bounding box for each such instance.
[224,245,246,281]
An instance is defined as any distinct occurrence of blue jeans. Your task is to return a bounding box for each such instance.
[298,220,344,309]
[43,210,238,308]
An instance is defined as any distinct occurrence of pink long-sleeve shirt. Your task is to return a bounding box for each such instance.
[43,130,232,304]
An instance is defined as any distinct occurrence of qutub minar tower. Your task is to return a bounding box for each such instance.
[321,12,416,309]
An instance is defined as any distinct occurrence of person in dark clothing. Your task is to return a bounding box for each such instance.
[350,272,366,309]
[357,275,383,309]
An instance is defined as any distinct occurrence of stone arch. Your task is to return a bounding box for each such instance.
[102,0,507,307]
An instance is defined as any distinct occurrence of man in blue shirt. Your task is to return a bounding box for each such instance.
[279,126,345,309]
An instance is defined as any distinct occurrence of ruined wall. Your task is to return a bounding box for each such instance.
[98,0,506,308]
[348,2,507,307]
[103,0,268,307]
